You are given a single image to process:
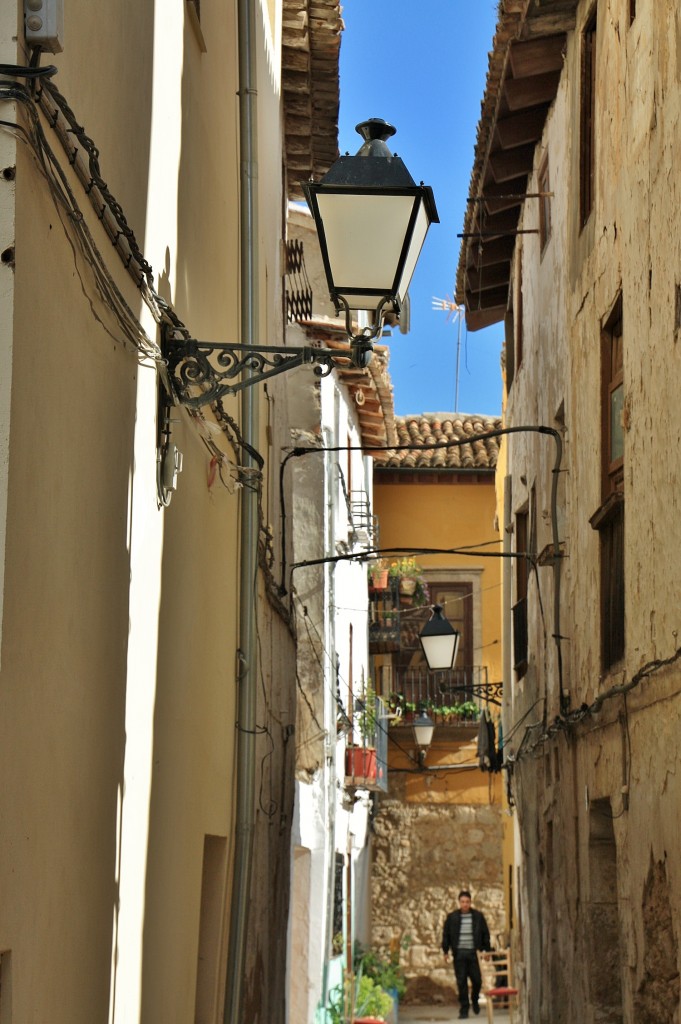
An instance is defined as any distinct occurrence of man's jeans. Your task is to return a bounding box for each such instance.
[454,949,482,1010]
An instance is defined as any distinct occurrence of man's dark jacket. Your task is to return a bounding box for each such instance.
[442,909,491,956]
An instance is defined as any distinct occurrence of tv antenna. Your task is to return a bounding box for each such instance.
[432,296,465,412]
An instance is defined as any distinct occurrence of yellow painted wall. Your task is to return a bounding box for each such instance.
[374,474,502,687]
[388,730,503,804]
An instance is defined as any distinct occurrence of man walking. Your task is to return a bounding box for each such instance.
[442,890,491,1019]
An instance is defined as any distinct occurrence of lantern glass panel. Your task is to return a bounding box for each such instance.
[316,192,417,305]
[396,198,430,303]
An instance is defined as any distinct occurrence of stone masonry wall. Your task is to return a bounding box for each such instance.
[371,779,504,1004]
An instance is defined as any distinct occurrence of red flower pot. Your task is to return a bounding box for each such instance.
[345,746,377,782]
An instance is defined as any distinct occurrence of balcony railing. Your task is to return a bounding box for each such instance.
[380,666,502,713]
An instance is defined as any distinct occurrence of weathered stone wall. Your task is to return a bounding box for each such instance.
[371,775,504,1003]
[496,2,681,1021]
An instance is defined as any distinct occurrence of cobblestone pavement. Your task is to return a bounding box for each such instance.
[398,1004,512,1023]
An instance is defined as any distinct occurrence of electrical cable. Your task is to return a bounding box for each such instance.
[1,65,269,502]
[507,641,681,769]
[0,79,160,360]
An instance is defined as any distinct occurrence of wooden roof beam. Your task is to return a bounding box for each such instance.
[489,143,536,183]
[464,262,514,293]
[466,236,515,269]
[495,105,550,149]
[503,70,561,111]
[465,305,508,332]
[465,284,509,312]
[508,35,566,78]
[520,9,577,41]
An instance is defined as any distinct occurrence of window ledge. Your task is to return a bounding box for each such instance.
[589,490,623,531]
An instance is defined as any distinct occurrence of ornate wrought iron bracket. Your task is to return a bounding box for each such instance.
[432,679,504,707]
[162,326,375,408]
[459,681,504,707]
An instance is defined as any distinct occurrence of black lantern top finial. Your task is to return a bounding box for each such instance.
[354,118,397,157]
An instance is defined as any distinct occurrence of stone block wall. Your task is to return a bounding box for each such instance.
[370,777,504,1004]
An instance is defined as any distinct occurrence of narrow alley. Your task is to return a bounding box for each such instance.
[2,0,681,1022]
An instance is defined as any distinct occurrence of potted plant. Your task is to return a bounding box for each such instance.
[356,680,377,743]
[386,692,405,723]
[346,681,378,782]
[387,556,429,607]
[460,700,480,721]
[400,700,416,724]
[354,942,407,1003]
[327,975,393,1024]
[368,559,389,592]
[353,975,393,1023]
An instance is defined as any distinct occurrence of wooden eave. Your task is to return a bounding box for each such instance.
[298,322,398,449]
[282,0,344,200]
[455,0,578,332]
[374,467,496,486]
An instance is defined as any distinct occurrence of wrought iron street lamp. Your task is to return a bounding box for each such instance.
[413,709,436,764]
[302,118,439,344]
[163,118,438,409]
[419,604,460,672]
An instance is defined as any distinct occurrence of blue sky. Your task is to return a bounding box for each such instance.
[338,0,504,418]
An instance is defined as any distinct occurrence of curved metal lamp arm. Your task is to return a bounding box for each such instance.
[162,326,376,408]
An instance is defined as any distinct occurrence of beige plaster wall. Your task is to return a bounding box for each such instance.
[0,1,292,1022]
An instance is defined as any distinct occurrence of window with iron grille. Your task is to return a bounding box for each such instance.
[285,239,313,322]
[331,853,344,954]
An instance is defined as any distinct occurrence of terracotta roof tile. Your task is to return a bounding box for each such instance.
[375,413,502,470]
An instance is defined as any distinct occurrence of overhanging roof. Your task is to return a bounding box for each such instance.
[455,0,578,331]
[282,0,344,200]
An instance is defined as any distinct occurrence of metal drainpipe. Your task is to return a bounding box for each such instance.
[224,0,259,1016]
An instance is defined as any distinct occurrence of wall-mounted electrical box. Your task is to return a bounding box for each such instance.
[24,0,63,53]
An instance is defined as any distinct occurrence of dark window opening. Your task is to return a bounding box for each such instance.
[591,295,625,670]
[516,248,524,371]
[538,155,551,252]
[602,297,624,498]
[514,511,529,676]
[396,582,474,673]
[601,502,625,667]
[580,12,597,228]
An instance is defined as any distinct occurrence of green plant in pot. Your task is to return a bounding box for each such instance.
[368,559,389,591]
[355,680,377,745]
[354,942,407,1002]
[326,974,393,1023]
[354,975,393,1021]
[460,700,480,721]
[346,680,378,782]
